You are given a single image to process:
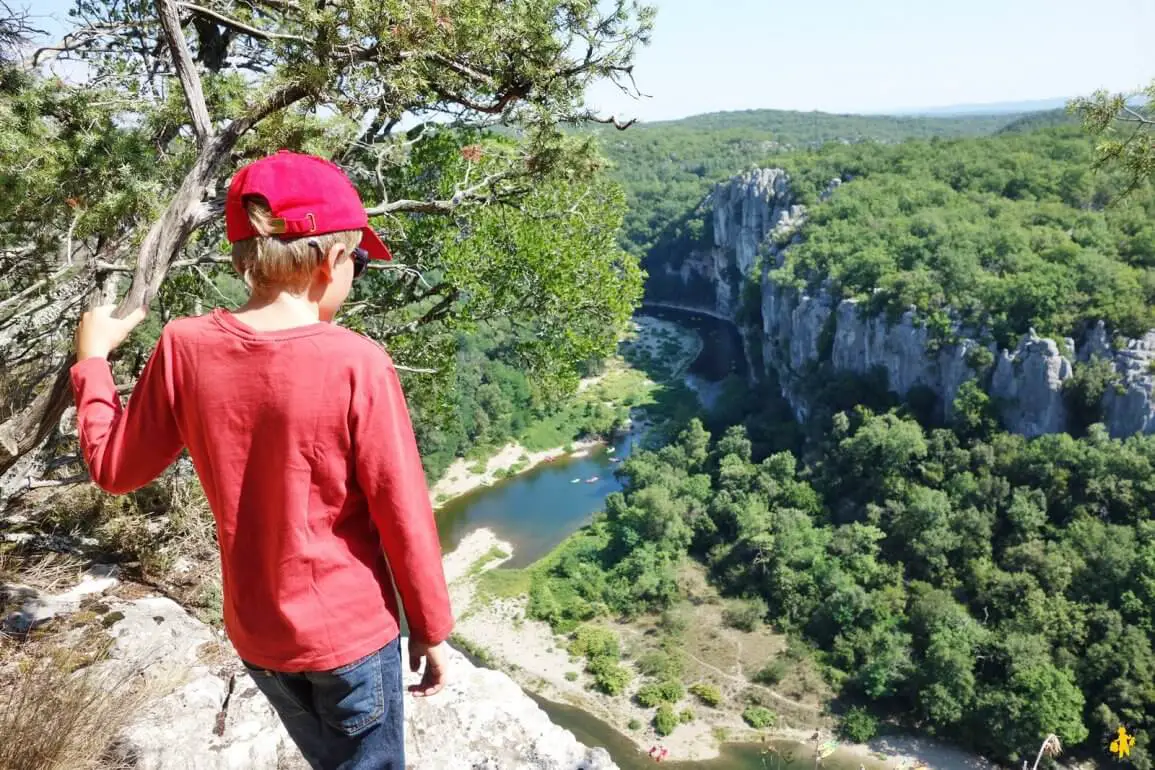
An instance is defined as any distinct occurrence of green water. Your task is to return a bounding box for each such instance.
[436,430,644,568]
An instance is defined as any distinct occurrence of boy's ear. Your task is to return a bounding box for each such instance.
[326,242,348,269]
[317,243,347,282]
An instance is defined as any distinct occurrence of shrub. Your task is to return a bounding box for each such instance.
[659,608,690,635]
[568,625,620,660]
[587,655,631,695]
[753,659,788,686]
[1064,357,1120,435]
[722,597,767,632]
[628,718,643,731]
[564,671,578,682]
[654,704,679,736]
[636,679,684,707]
[689,683,723,707]
[0,636,151,770]
[637,649,684,679]
[742,706,777,729]
[679,709,694,723]
[839,706,880,743]
[528,580,563,625]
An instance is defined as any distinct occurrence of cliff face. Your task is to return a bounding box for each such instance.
[650,168,1155,439]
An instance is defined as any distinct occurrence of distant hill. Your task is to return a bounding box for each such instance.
[590,108,1033,257]
[886,96,1071,116]
[996,108,1079,134]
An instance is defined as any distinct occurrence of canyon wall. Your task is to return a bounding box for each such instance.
[648,168,1155,438]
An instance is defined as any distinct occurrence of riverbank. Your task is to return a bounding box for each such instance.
[429,439,601,508]
[444,530,997,770]
[429,314,702,509]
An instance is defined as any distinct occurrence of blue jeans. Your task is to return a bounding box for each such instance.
[243,638,405,770]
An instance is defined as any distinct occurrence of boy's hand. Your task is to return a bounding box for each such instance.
[407,640,447,697]
[76,305,147,361]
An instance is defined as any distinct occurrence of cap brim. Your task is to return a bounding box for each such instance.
[360,226,393,261]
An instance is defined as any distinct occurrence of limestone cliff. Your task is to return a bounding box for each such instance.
[649,168,1155,438]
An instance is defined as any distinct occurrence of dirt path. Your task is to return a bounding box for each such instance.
[618,623,822,716]
[681,648,822,715]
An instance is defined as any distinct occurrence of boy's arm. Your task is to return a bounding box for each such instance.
[352,352,453,646]
[71,327,184,494]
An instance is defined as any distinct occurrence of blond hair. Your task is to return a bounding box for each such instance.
[231,196,362,292]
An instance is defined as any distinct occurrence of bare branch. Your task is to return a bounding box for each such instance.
[366,171,517,216]
[177,2,310,44]
[28,22,133,67]
[96,255,231,274]
[393,364,438,374]
[156,0,213,147]
[366,262,434,290]
[28,474,89,490]
[429,81,531,116]
[191,264,232,305]
[428,52,496,87]
[225,80,313,139]
[0,265,78,313]
[1119,105,1155,126]
[579,111,637,130]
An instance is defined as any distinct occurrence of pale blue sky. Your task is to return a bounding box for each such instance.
[26,0,1155,121]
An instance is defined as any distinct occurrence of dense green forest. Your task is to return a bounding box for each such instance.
[521,404,1155,765]
[770,125,1155,343]
[589,108,1031,258]
[410,323,617,480]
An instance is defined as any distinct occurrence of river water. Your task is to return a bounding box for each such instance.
[433,312,867,769]
[436,429,644,568]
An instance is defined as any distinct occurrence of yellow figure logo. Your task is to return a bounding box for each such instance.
[1111,726,1136,759]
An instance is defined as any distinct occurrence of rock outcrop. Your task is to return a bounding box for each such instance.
[648,168,1155,438]
[2,566,617,770]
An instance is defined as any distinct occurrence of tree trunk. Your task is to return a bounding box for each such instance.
[0,136,235,480]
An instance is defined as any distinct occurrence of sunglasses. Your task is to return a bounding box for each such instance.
[308,240,371,279]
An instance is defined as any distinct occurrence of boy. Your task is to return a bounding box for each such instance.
[70,150,453,770]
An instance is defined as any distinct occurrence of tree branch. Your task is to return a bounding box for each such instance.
[27,474,89,490]
[0,265,77,313]
[225,80,313,140]
[156,0,213,147]
[429,81,531,116]
[28,22,132,67]
[96,255,231,274]
[579,111,637,130]
[365,171,518,216]
[1119,105,1155,126]
[177,2,310,44]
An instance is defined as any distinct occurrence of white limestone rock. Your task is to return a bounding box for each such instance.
[1,577,618,770]
[990,332,1072,437]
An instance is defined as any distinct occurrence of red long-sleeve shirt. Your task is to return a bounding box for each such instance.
[70,308,453,671]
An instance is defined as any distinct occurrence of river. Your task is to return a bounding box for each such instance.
[435,428,644,568]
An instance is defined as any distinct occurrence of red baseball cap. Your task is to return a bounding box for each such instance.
[225,150,392,261]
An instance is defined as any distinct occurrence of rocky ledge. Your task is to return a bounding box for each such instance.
[2,564,616,770]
